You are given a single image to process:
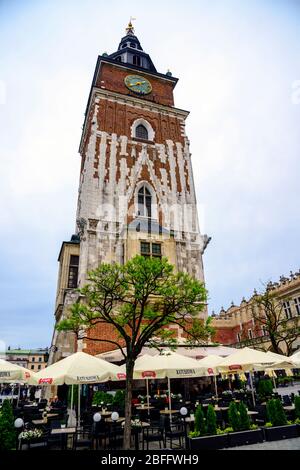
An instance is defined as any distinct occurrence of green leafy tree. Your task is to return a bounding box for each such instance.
[194,405,206,436]
[57,255,210,449]
[0,399,16,450]
[239,402,250,431]
[206,404,217,435]
[228,401,241,432]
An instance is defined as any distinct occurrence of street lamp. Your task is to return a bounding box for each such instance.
[111,411,119,421]
[93,412,101,422]
[180,407,188,450]
[14,418,24,451]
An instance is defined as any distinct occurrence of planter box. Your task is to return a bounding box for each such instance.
[264,424,299,441]
[188,434,228,450]
[228,429,264,447]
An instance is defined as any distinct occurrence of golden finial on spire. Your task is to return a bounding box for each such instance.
[126,17,136,35]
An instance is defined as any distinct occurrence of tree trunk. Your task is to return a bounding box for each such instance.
[123,358,134,450]
[269,334,280,354]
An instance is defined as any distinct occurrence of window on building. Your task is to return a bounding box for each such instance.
[140,242,161,259]
[294,297,300,315]
[138,186,152,217]
[38,357,42,362]
[283,301,292,319]
[248,329,253,339]
[130,42,136,48]
[262,325,267,336]
[31,357,35,362]
[38,365,41,370]
[115,56,122,62]
[133,55,141,66]
[31,365,34,370]
[135,124,148,140]
[68,255,79,288]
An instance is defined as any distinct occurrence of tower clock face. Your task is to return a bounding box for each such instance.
[124,75,152,95]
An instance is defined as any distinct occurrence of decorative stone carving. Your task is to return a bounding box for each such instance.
[76,217,87,240]
[88,218,99,230]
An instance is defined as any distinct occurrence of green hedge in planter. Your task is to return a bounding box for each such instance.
[294,396,300,420]
[239,402,251,431]
[194,405,206,436]
[228,402,241,432]
[266,399,287,427]
[206,405,217,436]
[0,400,16,450]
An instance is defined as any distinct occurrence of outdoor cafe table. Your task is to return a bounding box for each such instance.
[135,406,154,411]
[51,427,76,450]
[32,414,59,425]
[105,417,125,423]
[159,409,179,415]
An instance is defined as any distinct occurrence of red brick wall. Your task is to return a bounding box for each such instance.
[95,99,184,145]
[96,62,175,107]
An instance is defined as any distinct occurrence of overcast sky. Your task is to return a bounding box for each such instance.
[0,0,299,349]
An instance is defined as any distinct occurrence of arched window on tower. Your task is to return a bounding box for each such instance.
[135,124,148,140]
[138,186,152,218]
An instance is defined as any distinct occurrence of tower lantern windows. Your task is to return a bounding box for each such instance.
[133,55,141,66]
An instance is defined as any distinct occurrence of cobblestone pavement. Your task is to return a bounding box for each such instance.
[275,383,300,396]
[226,437,300,450]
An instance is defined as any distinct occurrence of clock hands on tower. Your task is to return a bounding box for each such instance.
[124,75,152,95]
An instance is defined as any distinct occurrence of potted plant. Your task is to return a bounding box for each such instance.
[187,405,228,450]
[92,391,113,408]
[18,428,45,449]
[257,378,273,401]
[227,402,263,447]
[263,398,298,441]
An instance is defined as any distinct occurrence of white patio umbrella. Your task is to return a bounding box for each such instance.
[29,351,123,427]
[131,352,207,416]
[0,359,33,383]
[258,351,296,370]
[195,355,224,397]
[290,349,300,365]
[217,347,281,406]
[0,359,34,407]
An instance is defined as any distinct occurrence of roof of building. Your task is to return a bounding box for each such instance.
[2,349,48,355]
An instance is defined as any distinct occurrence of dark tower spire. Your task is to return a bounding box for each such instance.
[108,20,157,72]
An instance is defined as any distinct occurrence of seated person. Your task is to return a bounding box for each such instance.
[50,395,63,408]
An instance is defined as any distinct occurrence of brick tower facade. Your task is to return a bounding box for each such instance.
[49,23,210,363]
